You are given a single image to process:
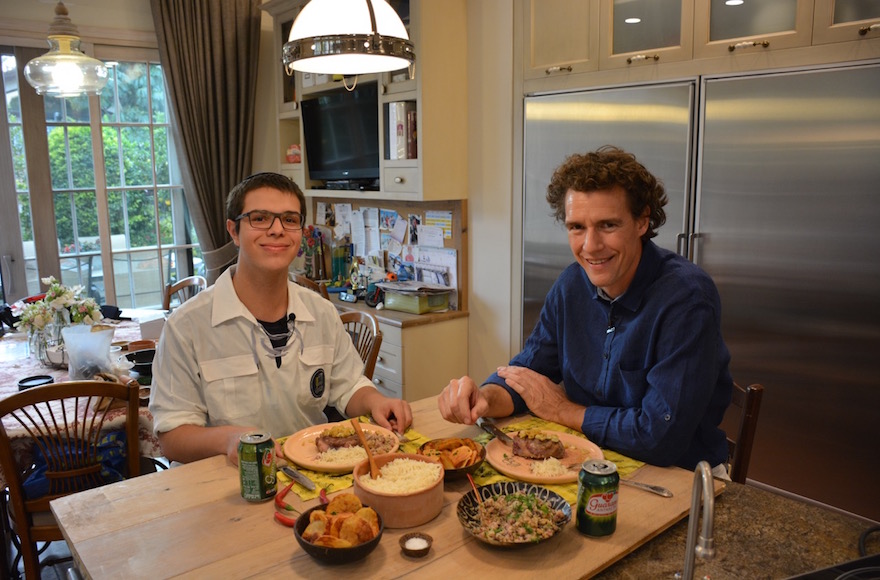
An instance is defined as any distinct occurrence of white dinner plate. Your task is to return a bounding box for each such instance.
[485,430,603,484]
[283,422,399,474]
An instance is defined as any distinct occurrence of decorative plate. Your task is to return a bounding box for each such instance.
[457,481,571,546]
[485,430,603,484]
[283,422,399,474]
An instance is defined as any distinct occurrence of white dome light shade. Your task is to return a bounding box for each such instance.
[283,0,414,75]
[23,2,108,98]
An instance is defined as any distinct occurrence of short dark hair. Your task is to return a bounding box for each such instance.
[546,146,667,240]
[226,172,306,233]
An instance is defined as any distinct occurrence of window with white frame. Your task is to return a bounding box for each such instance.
[0,47,200,309]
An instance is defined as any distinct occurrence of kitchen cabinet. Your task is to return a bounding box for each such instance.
[598,0,694,70]
[812,1,880,45]
[262,0,467,202]
[522,0,600,80]
[336,300,468,402]
[261,0,305,187]
[693,0,814,59]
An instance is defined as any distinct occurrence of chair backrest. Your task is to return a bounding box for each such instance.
[725,382,764,484]
[291,273,330,300]
[163,275,207,310]
[0,380,140,579]
[339,310,383,380]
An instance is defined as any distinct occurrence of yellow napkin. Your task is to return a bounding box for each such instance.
[470,417,644,505]
[276,417,432,501]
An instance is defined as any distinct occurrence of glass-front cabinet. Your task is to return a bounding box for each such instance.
[813,0,880,45]
[599,0,694,70]
[523,0,600,80]
[694,0,814,59]
[263,1,304,187]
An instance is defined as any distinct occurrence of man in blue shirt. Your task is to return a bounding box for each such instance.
[439,146,732,473]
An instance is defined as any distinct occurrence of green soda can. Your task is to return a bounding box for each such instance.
[576,459,619,536]
[238,431,277,502]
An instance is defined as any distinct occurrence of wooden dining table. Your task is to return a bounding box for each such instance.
[50,396,725,579]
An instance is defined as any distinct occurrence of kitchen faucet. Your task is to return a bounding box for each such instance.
[679,460,715,580]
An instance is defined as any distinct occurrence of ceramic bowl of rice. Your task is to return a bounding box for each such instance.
[352,453,445,528]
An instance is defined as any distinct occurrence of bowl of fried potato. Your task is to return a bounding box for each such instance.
[294,493,383,564]
[417,438,486,480]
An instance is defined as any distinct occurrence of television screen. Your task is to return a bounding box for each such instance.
[300,82,380,185]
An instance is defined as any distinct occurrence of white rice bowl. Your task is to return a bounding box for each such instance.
[352,453,445,529]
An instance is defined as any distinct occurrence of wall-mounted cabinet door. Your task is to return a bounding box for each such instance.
[812,1,880,45]
[694,0,814,59]
[523,0,600,80]
[599,0,694,70]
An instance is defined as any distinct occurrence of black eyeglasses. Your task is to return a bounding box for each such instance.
[235,210,304,231]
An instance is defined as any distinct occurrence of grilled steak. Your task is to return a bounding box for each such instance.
[315,425,360,453]
[512,429,565,460]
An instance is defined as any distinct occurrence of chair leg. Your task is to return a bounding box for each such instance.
[0,490,13,579]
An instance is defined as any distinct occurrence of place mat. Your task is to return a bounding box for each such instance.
[276,416,432,501]
[471,417,644,505]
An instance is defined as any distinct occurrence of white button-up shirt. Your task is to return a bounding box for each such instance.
[150,267,372,440]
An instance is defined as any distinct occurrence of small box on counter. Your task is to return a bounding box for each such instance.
[383,291,450,315]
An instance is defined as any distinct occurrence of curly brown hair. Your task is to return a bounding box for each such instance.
[226,172,306,233]
[546,146,667,240]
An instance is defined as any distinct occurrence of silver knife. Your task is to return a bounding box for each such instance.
[620,478,673,498]
[281,465,316,491]
[475,417,514,445]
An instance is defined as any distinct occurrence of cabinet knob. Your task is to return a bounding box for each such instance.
[377,355,384,362]
[373,378,383,386]
[859,23,879,36]
[394,176,405,184]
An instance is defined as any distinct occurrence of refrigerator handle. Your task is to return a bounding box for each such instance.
[676,233,687,257]
[689,233,704,265]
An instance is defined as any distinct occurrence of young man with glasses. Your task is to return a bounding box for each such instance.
[150,173,412,465]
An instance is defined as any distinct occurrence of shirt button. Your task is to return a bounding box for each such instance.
[603,352,609,359]
[664,414,671,421]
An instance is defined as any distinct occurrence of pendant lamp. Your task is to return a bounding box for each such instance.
[283,0,414,76]
[24,1,109,98]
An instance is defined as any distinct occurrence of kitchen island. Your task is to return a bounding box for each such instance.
[596,481,878,579]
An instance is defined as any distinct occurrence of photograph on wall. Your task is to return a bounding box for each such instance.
[408,213,421,244]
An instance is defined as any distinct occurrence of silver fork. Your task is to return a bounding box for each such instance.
[366,416,412,443]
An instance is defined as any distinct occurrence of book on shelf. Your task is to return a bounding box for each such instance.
[386,101,417,160]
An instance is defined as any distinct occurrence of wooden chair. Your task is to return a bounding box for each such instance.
[340,310,383,380]
[0,380,141,579]
[162,275,207,310]
[725,382,765,484]
[291,273,329,300]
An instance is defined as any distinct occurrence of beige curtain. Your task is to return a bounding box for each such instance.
[150,0,261,284]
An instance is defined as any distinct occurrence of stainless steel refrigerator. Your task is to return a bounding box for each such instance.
[522,62,880,521]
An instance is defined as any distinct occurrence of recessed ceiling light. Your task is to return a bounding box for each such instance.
[725,0,744,6]
[624,17,641,24]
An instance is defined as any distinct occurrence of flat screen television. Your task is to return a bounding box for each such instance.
[300,82,380,189]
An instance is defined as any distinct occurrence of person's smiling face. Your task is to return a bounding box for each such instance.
[565,186,649,299]
[226,186,303,275]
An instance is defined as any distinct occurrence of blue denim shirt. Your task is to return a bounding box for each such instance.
[487,241,732,470]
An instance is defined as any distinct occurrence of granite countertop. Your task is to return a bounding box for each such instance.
[596,481,879,579]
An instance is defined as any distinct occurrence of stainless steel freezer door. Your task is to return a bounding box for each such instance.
[696,63,880,521]
[522,83,696,339]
